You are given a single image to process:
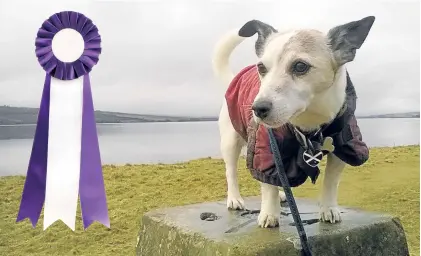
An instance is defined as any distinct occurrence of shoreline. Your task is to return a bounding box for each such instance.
[1,144,419,178]
[0,116,419,126]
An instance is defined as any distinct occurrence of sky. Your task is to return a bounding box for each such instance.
[0,0,419,117]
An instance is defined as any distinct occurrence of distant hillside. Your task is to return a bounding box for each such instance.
[1,106,418,125]
[358,112,420,119]
[0,106,217,125]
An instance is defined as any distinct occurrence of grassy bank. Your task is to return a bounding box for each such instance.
[0,146,419,256]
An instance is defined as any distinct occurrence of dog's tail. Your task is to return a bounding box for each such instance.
[212,29,247,86]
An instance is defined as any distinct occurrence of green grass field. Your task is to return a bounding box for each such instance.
[0,145,419,256]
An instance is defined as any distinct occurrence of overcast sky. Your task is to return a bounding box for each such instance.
[0,0,419,117]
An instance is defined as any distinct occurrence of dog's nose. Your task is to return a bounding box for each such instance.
[252,100,272,119]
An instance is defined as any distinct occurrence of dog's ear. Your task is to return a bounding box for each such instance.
[327,16,375,66]
[238,20,278,58]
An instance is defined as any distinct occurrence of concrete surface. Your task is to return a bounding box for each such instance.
[136,196,409,256]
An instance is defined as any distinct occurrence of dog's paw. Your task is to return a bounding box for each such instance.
[226,195,245,210]
[279,190,286,202]
[319,206,342,223]
[257,211,280,228]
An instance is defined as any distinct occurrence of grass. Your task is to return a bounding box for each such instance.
[0,145,419,256]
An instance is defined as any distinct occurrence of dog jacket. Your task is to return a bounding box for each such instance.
[225,65,369,187]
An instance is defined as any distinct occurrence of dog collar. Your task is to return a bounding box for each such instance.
[286,99,348,172]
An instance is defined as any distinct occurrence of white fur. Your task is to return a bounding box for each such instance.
[289,66,347,131]
[218,99,247,210]
[319,153,346,223]
[258,182,280,228]
[213,29,346,228]
[212,29,247,86]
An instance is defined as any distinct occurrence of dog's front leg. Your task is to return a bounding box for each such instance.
[258,182,280,228]
[319,153,346,223]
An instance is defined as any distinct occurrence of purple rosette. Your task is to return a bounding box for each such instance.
[35,11,101,80]
[17,11,110,230]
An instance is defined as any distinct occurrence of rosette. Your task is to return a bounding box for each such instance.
[16,11,110,231]
[35,11,101,80]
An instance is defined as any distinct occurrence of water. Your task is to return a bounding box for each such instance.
[0,118,419,176]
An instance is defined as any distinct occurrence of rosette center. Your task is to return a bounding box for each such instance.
[52,28,84,63]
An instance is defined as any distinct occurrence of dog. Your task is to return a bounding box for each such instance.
[212,16,375,228]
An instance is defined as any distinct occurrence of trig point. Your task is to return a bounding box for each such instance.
[136,197,409,256]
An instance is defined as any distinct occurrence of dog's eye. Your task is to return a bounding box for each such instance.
[257,62,268,76]
[292,61,310,75]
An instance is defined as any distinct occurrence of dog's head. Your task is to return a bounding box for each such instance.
[239,17,375,129]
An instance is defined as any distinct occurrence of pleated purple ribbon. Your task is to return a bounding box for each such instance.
[16,11,110,229]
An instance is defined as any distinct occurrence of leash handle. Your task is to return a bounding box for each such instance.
[267,128,312,256]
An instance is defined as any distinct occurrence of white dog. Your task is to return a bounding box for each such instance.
[212,16,374,228]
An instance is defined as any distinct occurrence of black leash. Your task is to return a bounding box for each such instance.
[267,128,312,256]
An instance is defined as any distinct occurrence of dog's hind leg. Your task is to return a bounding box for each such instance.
[279,189,286,202]
[319,153,346,223]
[219,101,246,210]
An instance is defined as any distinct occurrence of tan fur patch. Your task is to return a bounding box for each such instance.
[281,30,335,72]
[277,30,337,93]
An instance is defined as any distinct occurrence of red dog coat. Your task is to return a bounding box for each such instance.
[225,65,369,187]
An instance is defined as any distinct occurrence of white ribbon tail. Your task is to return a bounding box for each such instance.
[43,77,84,231]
